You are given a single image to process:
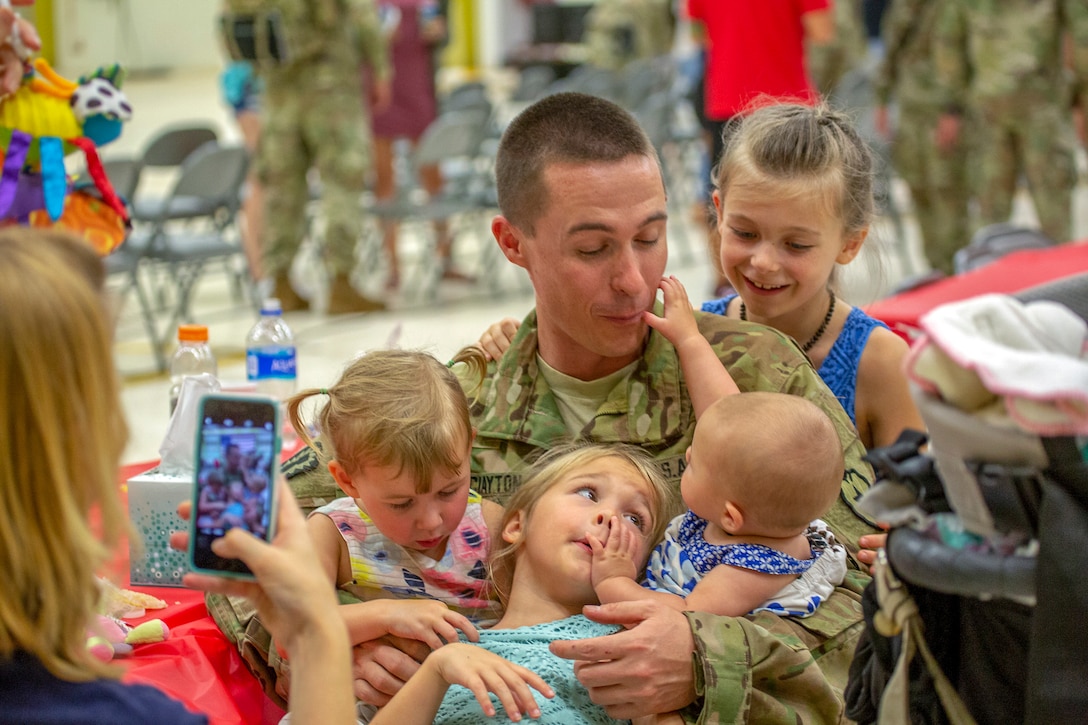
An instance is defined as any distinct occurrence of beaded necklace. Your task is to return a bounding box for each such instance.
[740,291,836,353]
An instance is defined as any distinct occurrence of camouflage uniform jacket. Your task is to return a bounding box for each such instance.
[932,0,1088,111]
[281,307,877,721]
[873,0,945,109]
[466,308,876,723]
[223,0,390,89]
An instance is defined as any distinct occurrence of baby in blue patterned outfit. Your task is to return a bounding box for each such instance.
[591,276,848,621]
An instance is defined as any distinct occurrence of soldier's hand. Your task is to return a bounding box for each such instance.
[550,600,696,719]
[874,105,891,140]
[352,635,427,705]
[935,113,961,153]
[856,531,888,568]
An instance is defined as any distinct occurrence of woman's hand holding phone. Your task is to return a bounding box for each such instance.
[171,481,356,724]
[189,394,281,580]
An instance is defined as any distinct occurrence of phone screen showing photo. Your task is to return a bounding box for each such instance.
[190,395,280,578]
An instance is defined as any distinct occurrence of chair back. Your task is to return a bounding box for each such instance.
[633,89,674,152]
[413,108,491,169]
[140,125,219,168]
[441,81,492,116]
[954,223,1056,275]
[169,144,250,221]
[101,157,142,204]
[510,65,556,102]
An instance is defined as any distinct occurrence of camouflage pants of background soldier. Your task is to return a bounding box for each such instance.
[892,102,971,275]
[258,80,370,279]
[972,92,1078,245]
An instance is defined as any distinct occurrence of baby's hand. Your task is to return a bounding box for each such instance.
[429,642,554,720]
[643,276,700,349]
[382,599,479,650]
[477,317,519,361]
[588,516,640,588]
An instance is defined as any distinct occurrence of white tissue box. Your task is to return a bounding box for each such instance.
[127,467,192,587]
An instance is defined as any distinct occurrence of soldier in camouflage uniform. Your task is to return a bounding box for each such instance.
[276,92,879,722]
[874,0,971,275]
[808,0,867,97]
[224,0,391,313]
[933,0,1088,246]
[583,0,675,72]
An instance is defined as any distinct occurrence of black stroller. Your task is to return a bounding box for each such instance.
[844,274,1088,725]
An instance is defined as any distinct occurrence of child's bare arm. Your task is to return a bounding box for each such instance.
[590,516,687,611]
[341,599,479,649]
[683,564,795,617]
[643,276,740,419]
[370,642,554,725]
[305,513,350,587]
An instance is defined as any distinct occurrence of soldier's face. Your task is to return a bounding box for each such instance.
[503,156,668,381]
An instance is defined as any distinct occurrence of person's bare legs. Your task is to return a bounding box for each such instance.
[420,162,472,281]
[237,110,265,281]
[373,135,400,290]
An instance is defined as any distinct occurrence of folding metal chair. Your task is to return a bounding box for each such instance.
[363,108,495,302]
[130,124,219,223]
[123,144,250,343]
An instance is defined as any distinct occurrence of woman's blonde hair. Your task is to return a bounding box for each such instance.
[0,227,130,680]
[489,443,679,606]
[287,347,487,491]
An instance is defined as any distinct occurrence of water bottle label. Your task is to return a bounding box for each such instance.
[247,347,297,381]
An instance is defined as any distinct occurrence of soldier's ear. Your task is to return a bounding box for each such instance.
[493,215,528,270]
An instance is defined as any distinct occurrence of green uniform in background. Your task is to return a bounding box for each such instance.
[875,0,971,274]
[225,0,390,286]
[808,0,867,97]
[583,0,675,72]
[933,0,1088,245]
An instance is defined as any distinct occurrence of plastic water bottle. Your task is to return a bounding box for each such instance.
[169,324,218,414]
[246,298,297,400]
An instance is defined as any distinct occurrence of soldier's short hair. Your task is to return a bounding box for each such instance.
[495,92,661,233]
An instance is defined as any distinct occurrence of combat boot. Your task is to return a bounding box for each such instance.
[272,273,310,312]
[326,274,386,315]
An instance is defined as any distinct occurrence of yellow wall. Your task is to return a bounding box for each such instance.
[21,0,54,65]
[440,0,476,73]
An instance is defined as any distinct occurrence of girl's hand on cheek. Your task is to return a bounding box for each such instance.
[430,643,554,720]
[589,517,640,587]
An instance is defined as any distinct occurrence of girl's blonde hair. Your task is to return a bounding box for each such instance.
[0,228,130,681]
[490,443,679,606]
[287,347,487,491]
[715,100,876,239]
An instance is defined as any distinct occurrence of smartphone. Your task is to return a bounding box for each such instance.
[189,393,281,579]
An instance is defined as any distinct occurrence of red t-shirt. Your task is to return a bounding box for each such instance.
[687,0,829,120]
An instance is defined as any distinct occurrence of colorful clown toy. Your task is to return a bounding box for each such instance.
[0,54,133,255]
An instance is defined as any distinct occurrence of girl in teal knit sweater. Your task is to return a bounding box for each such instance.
[370,443,676,725]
